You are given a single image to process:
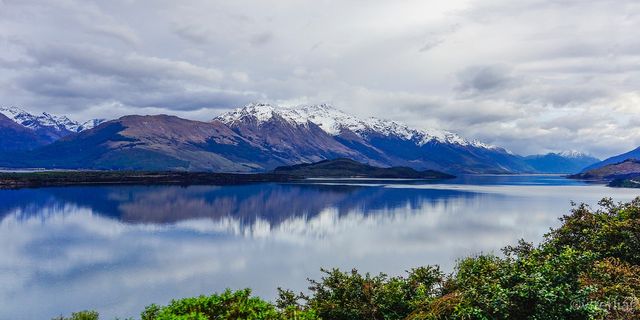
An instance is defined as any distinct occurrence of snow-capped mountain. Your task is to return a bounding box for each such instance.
[0,112,50,151]
[557,150,593,159]
[524,151,600,174]
[76,118,107,131]
[0,107,105,143]
[2,103,591,173]
[216,103,531,173]
[216,103,372,166]
[0,107,106,133]
[218,103,498,149]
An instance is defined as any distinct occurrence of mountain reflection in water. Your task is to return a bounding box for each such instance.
[1,177,638,320]
[0,183,478,226]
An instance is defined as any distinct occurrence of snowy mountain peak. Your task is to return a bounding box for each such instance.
[0,106,39,129]
[217,103,280,125]
[0,106,104,133]
[78,118,107,131]
[558,150,591,158]
[216,103,499,150]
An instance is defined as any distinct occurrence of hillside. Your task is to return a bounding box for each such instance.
[569,159,640,181]
[272,158,455,179]
[0,115,281,171]
[0,104,597,174]
[0,106,104,144]
[0,113,49,151]
[582,146,640,172]
[217,103,533,174]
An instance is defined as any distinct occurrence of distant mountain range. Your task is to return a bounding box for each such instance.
[523,151,600,174]
[0,107,105,149]
[0,104,599,174]
[215,103,535,173]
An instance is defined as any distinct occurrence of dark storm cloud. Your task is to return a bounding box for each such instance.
[0,0,639,157]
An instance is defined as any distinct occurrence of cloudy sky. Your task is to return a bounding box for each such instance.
[1,0,639,157]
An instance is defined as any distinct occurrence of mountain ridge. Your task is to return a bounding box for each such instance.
[215,103,530,174]
[569,159,640,185]
[523,152,600,174]
[0,106,106,144]
[216,103,500,149]
[582,146,640,172]
[0,103,596,174]
[0,113,50,151]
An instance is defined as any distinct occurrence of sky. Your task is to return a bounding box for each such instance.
[1,0,639,158]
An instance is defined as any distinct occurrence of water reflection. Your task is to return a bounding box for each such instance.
[0,184,478,226]
[0,177,638,319]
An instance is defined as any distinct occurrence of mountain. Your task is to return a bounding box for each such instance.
[523,151,600,174]
[0,113,50,151]
[570,159,640,181]
[1,114,285,171]
[272,158,455,179]
[582,146,640,172]
[570,158,640,188]
[1,103,577,173]
[0,106,105,143]
[217,103,533,174]
[216,104,373,166]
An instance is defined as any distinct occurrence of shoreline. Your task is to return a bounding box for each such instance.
[0,171,298,189]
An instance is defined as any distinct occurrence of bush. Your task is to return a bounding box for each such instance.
[52,311,100,320]
[140,289,284,320]
[303,266,444,320]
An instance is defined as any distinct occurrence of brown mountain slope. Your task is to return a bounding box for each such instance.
[6,115,281,171]
[569,159,640,181]
[0,113,49,151]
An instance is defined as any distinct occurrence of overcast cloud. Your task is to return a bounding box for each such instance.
[1,0,639,157]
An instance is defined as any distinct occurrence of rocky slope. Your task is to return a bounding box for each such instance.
[2,115,279,171]
[0,104,596,173]
[216,103,533,173]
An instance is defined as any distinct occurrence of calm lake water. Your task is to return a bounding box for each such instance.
[1,175,639,319]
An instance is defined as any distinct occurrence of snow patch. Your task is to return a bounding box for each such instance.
[558,150,590,158]
[216,103,500,150]
[0,106,103,133]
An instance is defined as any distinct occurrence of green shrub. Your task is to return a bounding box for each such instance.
[52,310,99,320]
[303,266,444,320]
[140,289,283,320]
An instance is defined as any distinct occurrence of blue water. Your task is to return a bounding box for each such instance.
[0,175,638,319]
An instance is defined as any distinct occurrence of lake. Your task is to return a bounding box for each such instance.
[1,175,638,319]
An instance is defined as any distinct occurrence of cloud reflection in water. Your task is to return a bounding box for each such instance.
[0,179,637,319]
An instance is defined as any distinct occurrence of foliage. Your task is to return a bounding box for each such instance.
[57,197,640,320]
[302,266,444,320]
[52,310,100,320]
[140,289,289,320]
